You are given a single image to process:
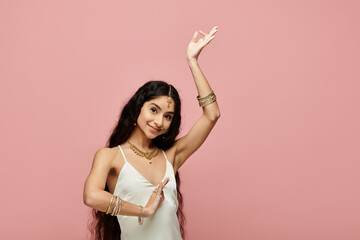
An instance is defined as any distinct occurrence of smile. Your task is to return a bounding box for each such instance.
[148,124,161,132]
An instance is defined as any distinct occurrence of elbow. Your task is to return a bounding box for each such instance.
[207,110,221,122]
[215,110,221,120]
[83,191,95,207]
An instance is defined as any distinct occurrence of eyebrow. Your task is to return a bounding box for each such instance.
[150,103,175,114]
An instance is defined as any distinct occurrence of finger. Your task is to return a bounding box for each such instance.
[199,30,217,43]
[191,31,198,42]
[157,191,163,199]
[154,178,167,196]
[203,36,216,46]
[209,27,219,35]
[153,186,160,196]
[160,191,165,200]
[199,30,207,37]
[209,29,218,37]
[201,26,218,37]
[158,177,169,191]
[162,177,170,187]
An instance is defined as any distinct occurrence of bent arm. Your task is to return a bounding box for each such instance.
[83,148,144,217]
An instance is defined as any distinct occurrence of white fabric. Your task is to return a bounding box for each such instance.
[115,145,182,240]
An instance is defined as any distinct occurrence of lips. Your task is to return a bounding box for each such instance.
[148,124,160,132]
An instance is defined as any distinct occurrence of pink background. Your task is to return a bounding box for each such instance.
[1,1,359,239]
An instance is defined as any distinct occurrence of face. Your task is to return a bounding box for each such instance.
[136,95,175,139]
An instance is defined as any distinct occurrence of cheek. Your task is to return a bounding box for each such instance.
[138,109,152,123]
[165,119,173,128]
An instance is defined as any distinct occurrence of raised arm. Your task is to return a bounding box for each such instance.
[173,26,220,172]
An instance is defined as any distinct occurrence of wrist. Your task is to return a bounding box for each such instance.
[142,207,153,217]
[187,57,198,65]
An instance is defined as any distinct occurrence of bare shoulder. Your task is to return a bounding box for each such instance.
[94,147,115,159]
[92,147,120,168]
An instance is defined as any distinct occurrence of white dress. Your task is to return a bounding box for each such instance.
[114,145,183,240]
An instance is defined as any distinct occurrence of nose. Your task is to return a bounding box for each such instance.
[154,114,163,128]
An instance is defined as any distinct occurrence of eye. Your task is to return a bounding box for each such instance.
[150,107,157,113]
[165,115,173,120]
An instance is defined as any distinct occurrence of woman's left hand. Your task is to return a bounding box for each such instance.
[186,26,218,61]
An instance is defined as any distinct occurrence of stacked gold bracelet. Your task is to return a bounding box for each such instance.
[106,195,122,216]
[197,91,217,107]
[138,206,144,225]
[106,195,144,224]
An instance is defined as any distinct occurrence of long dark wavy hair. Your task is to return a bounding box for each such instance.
[88,80,185,240]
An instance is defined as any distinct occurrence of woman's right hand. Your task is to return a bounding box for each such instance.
[143,177,170,217]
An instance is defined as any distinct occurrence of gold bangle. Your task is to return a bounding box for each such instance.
[106,195,115,214]
[116,198,122,215]
[199,94,216,104]
[200,97,216,107]
[111,196,119,216]
[197,91,214,101]
[197,91,216,107]
[138,206,144,225]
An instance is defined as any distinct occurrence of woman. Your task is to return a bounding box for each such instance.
[83,26,220,240]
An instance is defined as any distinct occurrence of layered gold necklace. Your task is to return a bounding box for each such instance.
[128,141,159,164]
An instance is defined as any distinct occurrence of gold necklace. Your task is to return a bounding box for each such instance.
[128,141,159,164]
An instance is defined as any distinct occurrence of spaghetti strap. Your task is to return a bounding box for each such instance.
[161,149,169,163]
[117,145,128,163]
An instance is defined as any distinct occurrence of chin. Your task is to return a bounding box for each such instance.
[147,132,161,140]
[142,130,159,140]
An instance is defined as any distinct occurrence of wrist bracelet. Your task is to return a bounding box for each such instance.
[138,206,144,225]
[111,196,119,216]
[106,195,115,214]
[106,195,123,216]
[116,199,122,216]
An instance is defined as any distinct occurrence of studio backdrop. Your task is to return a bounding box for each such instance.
[0,1,359,239]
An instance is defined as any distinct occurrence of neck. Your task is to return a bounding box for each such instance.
[127,127,154,151]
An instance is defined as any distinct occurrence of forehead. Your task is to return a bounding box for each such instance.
[145,95,175,112]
